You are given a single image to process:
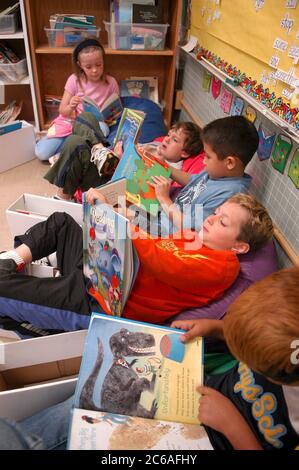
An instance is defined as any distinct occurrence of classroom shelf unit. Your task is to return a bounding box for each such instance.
[0,0,39,129]
[24,0,183,130]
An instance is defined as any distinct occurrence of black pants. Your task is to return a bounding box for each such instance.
[0,212,93,316]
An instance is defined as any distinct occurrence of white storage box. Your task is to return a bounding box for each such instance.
[0,120,35,173]
[0,329,85,421]
[44,27,101,47]
[6,193,83,238]
[0,58,27,83]
[0,12,18,34]
[104,21,169,50]
[0,377,77,422]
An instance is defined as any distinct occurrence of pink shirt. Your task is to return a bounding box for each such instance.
[64,73,119,115]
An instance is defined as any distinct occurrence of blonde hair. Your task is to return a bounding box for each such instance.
[224,267,299,384]
[228,193,274,251]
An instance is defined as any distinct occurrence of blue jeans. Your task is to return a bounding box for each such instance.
[35,136,66,161]
[0,395,73,450]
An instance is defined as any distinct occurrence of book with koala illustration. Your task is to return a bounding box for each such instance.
[69,313,204,450]
[82,193,139,317]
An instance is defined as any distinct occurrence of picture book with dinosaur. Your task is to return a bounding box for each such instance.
[82,93,123,126]
[111,141,172,216]
[68,313,204,449]
[82,193,139,317]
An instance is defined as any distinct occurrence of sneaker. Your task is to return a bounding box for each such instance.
[49,153,60,167]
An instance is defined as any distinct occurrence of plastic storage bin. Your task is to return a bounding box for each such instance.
[44,27,101,47]
[104,21,169,50]
[44,100,61,121]
[0,13,18,34]
[0,58,27,83]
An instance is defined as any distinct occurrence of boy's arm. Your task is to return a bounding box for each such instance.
[170,166,191,187]
[197,386,263,450]
[150,175,184,231]
[171,319,225,341]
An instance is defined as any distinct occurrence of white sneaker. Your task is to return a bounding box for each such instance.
[49,153,60,167]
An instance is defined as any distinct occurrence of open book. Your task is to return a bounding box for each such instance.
[82,189,139,317]
[82,93,123,126]
[68,313,207,450]
[111,141,172,216]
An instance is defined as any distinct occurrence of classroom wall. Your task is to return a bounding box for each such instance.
[178,52,299,268]
[190,0,299,107]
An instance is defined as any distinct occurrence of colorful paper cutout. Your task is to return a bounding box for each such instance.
[211,76,222,99]
[271,134,293,174]
[220,88,233,114]
[231,96,245,116]
[243,105,257,123]
[288,148,299,189]
[202,70,212,92]
[257,125,276,161]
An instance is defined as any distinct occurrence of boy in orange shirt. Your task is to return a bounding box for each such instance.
[0,194,273,329]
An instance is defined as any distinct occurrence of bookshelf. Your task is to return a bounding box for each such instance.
[0,0,39,129]
[24,0,182,130]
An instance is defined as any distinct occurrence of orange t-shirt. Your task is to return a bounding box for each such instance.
[122,228,240,324]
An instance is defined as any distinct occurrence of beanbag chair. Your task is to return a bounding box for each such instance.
[169,240,278,323]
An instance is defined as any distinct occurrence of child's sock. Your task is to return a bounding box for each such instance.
[0,250,26,271]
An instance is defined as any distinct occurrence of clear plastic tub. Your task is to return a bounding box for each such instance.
[44,27,101,47]
[104,21,169,50]
[44,101,60,121]
[0,13,18,34]
[0,58,27,83]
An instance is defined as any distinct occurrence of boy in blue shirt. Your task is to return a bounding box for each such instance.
[140,115,258,237]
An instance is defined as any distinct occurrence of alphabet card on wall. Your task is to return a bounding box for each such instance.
[211,76,222,99]
[202,70,212,91]
[271,134,293,174]
[243,105,257,123]
[220,88,233,113]
[257,125,276,161]
[288,148,299,189]
[231,96,245,116]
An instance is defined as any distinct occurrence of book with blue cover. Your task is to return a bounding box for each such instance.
[82,93,123,126]
[0,120,22,136]
[120,79,150,99]
[82,191,138,317]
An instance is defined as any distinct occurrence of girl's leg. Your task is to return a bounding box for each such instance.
[35,136,66,161]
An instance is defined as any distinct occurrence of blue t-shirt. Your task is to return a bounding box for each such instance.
[137,170,252,237]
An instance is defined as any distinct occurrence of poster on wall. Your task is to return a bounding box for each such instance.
[202,70,212,91]
[220,88,233,113]
[257,125,276,161]
[231,96,245,116]
[211,76,222,99]
[243,105,257,123]
[288,148,299,189]
[271,134,293,174]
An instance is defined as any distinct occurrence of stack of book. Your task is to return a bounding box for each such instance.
[45,14,99,47]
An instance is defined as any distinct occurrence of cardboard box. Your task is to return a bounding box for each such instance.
[0,377,77,421]
[0,121,35,173]
[0,328,86,419]
[6,193,82,238]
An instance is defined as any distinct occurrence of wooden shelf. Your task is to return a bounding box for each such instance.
[25,0,182,130]
[35,44,174,56]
